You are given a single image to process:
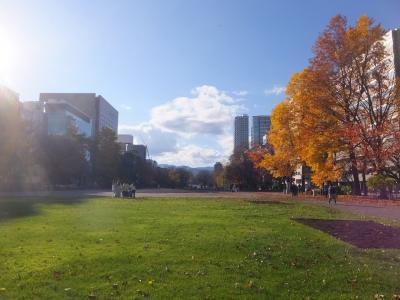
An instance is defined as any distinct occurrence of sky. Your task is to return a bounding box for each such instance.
[0,0,399,167]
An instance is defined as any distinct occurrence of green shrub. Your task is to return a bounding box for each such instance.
[367,174,396,191]
[339,185,351,195]
[367,174,397,198]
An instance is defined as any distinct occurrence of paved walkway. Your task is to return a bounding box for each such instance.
[1,190,400,221]
[316,201,400,221]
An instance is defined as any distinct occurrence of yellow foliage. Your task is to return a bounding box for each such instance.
[261,100,298,178]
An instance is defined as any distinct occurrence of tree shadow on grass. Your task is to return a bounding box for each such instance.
[0,197,90,222]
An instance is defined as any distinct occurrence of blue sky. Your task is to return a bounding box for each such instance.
[1,0,399,166]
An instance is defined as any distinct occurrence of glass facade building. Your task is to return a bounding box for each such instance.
[39,93,118,136]
[251,115,271,148]
[45,102,92,137]
[234,115,249,151]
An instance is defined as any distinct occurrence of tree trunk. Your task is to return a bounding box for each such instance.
[349,150,361,195]
[362,171,368,196]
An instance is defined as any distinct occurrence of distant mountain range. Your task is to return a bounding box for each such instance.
[159,164,213,175]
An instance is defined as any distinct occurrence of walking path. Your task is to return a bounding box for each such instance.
[1,190,400,221]
[316,201,400,221]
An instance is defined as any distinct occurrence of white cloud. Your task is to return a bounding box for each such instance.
[216,134,234,158]
[119,85,245,166]
[154,144,223,167]
[264,85,286,96]
[150,85,243,137]
[232,90,248,96]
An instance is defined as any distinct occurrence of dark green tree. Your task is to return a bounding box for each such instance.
[40,126,90,187]
[91,128,120,188]
[195,170,213,188]
[213,162,224,190]
[224,149,257,190]
[168,167,192,188]
[0,98,26,190]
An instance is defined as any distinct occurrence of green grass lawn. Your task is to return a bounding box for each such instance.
[0,197,399,299]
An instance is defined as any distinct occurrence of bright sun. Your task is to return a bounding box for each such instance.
[0,28,19,82]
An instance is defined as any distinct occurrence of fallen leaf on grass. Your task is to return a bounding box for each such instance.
[53,271,62,280]
[245,280,254,288]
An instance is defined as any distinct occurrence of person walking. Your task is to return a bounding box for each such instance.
[291,183,298,197]
[127,184,132,198]
[328,184,337,204]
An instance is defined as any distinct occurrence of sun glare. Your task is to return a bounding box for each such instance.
[0,28,19,83]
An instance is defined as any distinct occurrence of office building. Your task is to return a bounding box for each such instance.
[234,114,249,150]
[293,164,312,190]
[44,100,92,136]
[118,134,134,153]
[117,134,147,159]
[251,115,271,148]
[39,93,118,136]
[118,134,134,144]
[131,145,147,160]
[21,101,45,135]
[97,95,118,133]
[384,28,400,77]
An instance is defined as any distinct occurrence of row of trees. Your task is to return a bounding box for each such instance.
[258,15,400,197]
[216,148,274,191]
[0,99,270,191]
[0,100,212,191]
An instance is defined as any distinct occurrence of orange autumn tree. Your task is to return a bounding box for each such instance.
[261,15,399,193]
[309,15,400,193]
[261,70,343,187]
[246,146,269,170]
[306,15,367,194]
[286,69,343,186]
[345,17,400,178]
[260,100,299,180]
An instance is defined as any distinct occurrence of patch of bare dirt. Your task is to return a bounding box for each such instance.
[295,218,400,249]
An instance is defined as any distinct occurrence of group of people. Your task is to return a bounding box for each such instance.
[290,181,338,204]
[229,184,239,192]
[112,181,136,198]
